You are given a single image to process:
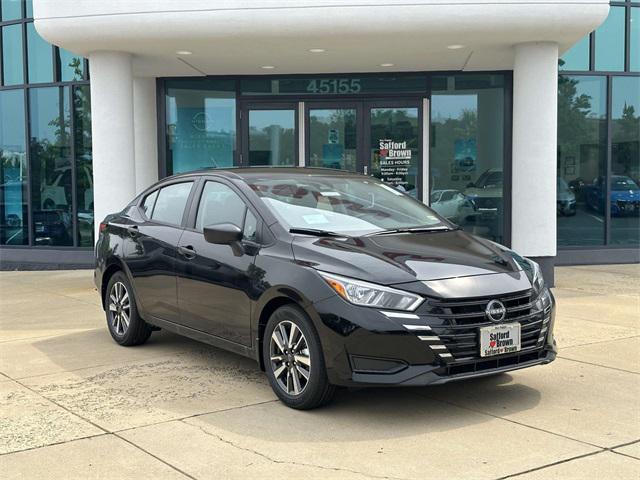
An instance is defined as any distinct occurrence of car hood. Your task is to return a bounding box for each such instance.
[464,187,502,198]
[611,190,640,201]
[557,190,575,201]
[291,228,525,286]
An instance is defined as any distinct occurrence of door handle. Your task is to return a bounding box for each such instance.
[126,225,139,237]
[178,245,196,260]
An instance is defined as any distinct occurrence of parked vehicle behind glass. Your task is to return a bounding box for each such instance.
[557,178,576,216]
[585,175,640,216]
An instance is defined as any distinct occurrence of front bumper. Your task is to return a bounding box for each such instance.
[350,348,556,387]
[310,288,557,388]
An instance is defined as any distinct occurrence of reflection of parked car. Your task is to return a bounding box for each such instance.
[41,165,93,210]
[568,178,586,202]
[557,178,576,216]
[430,189,476,223]
[585,176,640,216]
[6,214,20,227]
[464,168,503,216]
[33,209,72,246]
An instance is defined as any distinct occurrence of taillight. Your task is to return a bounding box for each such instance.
[99,222,108,233]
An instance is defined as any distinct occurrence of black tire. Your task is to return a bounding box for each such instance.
[105,271,152,346]
[263,305,335,410]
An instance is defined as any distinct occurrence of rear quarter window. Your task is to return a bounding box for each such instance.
[141,190,158,217]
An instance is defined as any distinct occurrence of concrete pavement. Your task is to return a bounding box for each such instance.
[1,265,639,479]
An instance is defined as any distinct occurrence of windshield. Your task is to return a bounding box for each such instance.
[245,174,447,236]
[611,176,639,191]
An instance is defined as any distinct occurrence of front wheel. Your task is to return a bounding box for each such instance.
[263,305,335,410]
[105,271,152,346]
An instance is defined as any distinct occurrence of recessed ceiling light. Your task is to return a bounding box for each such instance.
[261,65,276,69]
[380,63,394,67]
[447,44,465,50]
[176,50,192,55]
[309,48,326,53]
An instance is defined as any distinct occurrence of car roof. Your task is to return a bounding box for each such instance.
[166,166,359,182]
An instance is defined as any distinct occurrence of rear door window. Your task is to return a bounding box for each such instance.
[151,182,193,226]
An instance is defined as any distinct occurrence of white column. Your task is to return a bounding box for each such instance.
[133,77,159,193]
[89,51,135,240]
[511,42,558,258]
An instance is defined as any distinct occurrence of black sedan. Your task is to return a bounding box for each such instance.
[95,168,556,409]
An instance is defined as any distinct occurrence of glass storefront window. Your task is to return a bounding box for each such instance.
[557,76,607,246]
[26,22,53,84]
[1,0,22,21]
[594,6,625,72]
[0,89,27,245]
[248,109,296,166]
[2,24,24,86]
[29,86,73,246]
[430,74,505,244]
[631,8,639,72]
[165,79,236,175]
[560,35,590,71]
[610,76,640,245]
[59,47,84,81]
[308,108,357,171]
[74,85,93,246]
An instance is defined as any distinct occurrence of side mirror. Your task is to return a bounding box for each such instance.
[203,223,242,245]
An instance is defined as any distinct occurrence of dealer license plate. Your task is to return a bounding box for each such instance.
[480,323,521,357]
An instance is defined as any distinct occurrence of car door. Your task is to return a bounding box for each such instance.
[175,179,259,346]
[125,180,195,323]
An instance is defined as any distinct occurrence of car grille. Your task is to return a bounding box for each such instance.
[414,289,550,363]
[473,197,501,210]
[616,200,639,211]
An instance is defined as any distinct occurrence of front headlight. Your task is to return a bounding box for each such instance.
[318,271,424,311]
[529,259,545,294]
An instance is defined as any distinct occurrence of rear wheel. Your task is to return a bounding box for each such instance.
[263,305,335,410]
[105,271,152,346]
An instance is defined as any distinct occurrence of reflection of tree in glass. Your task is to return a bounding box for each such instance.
[431,107,477,188]
[613,104,639,180]
[249,123,295,166]
[557,76,597,150]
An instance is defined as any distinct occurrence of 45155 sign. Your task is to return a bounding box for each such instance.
[306,78,362,94]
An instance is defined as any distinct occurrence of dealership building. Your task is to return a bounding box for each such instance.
[0,0,638,283]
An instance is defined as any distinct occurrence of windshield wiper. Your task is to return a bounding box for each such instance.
[366,225,456,236]
[289,228,347,237]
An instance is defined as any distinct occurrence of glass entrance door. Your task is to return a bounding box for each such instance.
[306,100,422,198]
[366,102,421,198]
[240,102,298,167]
[306,103,359,172]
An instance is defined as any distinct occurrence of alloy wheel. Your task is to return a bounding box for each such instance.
[269,320,311,395]
[108,281,131,336]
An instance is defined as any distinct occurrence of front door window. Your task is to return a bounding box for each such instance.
[307,107,358,171]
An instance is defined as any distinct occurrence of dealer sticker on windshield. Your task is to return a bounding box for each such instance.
[479,323,521,357]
